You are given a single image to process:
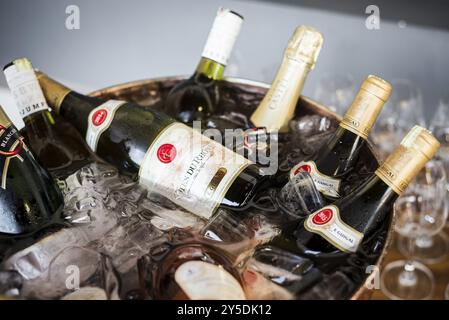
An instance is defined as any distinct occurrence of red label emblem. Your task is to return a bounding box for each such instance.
[157,144,177,163]
[294,164,311,176]
[92,109,108,126]
[312,208,333,225]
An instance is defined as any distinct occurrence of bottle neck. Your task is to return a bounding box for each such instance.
[37,73,105,135]
[336,173,399,236]
[23,109,55,127]
[316,126,365,176]
[36,72,73,115]
[251,57,311,132]
[194,57,225,81]
[349,174,399,205]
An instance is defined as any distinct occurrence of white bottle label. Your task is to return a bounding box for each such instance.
[85,100,126,152]
[139,122,251,219]
[4,67,49,118]
[201,8,243,65]
[304,205,364,253]
[290,161,341,198]
[175,261,246,300]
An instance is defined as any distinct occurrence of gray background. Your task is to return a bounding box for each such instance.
[0,0,448,127]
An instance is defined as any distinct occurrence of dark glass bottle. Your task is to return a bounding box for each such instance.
[37,71,268,221]
[271,126,439,257]
[284,75,392,200]
[3,58,95,179]
[0,106,64,258]
[164,8,243,124]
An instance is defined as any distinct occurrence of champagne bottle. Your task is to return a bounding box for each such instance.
[0,106,64,238]
[286,75,392,199]
[250,25,323,132]
[37,71,268,220]
[164,8,243,123]
[271,126,439,256]
[138,242,246,300]
[3,58,95,178]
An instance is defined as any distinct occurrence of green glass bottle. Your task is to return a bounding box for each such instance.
[0,106,63,243]
[275,75,392,200]
[164,8,243,124]
[36,71,268,221]
[3,58,95,179]
[271,126,439,257]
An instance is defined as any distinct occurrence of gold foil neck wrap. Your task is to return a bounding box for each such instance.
[285,25,323,69]
[400,125,440,159]
[375,126,440,195]
[250,25,322,132]
[35,71,71,114]
[0,106,12,128]
[361,75,392,102]
[339,75,392,139]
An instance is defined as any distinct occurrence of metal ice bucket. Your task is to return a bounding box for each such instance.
[90,76,395,300]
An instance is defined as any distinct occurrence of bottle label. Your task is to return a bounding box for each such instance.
[174,261,246,300]
[4,67,49,118]
[0,124,29,189]
[139,123,252,219]
[85,100,126,152]
[290,161,341,198]
[304,205,364,253]
[201,8,243,65]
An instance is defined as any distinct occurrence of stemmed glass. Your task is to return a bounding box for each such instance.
[372,79,425,160]
[381,194,435,300]
[314,73,356,116]
[396,160,448,263]
[429,99,449,193]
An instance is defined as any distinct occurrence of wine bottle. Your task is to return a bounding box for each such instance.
[0,106,64,239]
[138,242,246,300]
[287,75,392,199]
[37,71,268,220]
[271,125,439,256]
[3,58,95,178]
[250,25,323,132]
[164,8,243,124]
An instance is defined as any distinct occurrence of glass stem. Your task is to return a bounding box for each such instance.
[398,235,418,287]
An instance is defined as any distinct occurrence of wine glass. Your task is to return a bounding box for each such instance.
[429,98,449,194]
[397,160,448,264]
[314,73,356,116]
[372,79,425,160]
[381,195,435,300]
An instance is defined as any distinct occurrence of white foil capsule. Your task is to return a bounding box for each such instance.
[201,8,244,66]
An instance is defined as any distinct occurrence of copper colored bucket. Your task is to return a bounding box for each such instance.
[90,76,395,300]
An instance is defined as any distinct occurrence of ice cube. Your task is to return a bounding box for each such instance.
[289,115,335,155]
[0,270,22,297]
[246,246,322,296]
[95,215,167,273]
[298,271,355,300]
[276,171,325,219]
[241,269,294,300]
[6,244,120,300]
[200,209,254,243]
[289,115,333,138]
